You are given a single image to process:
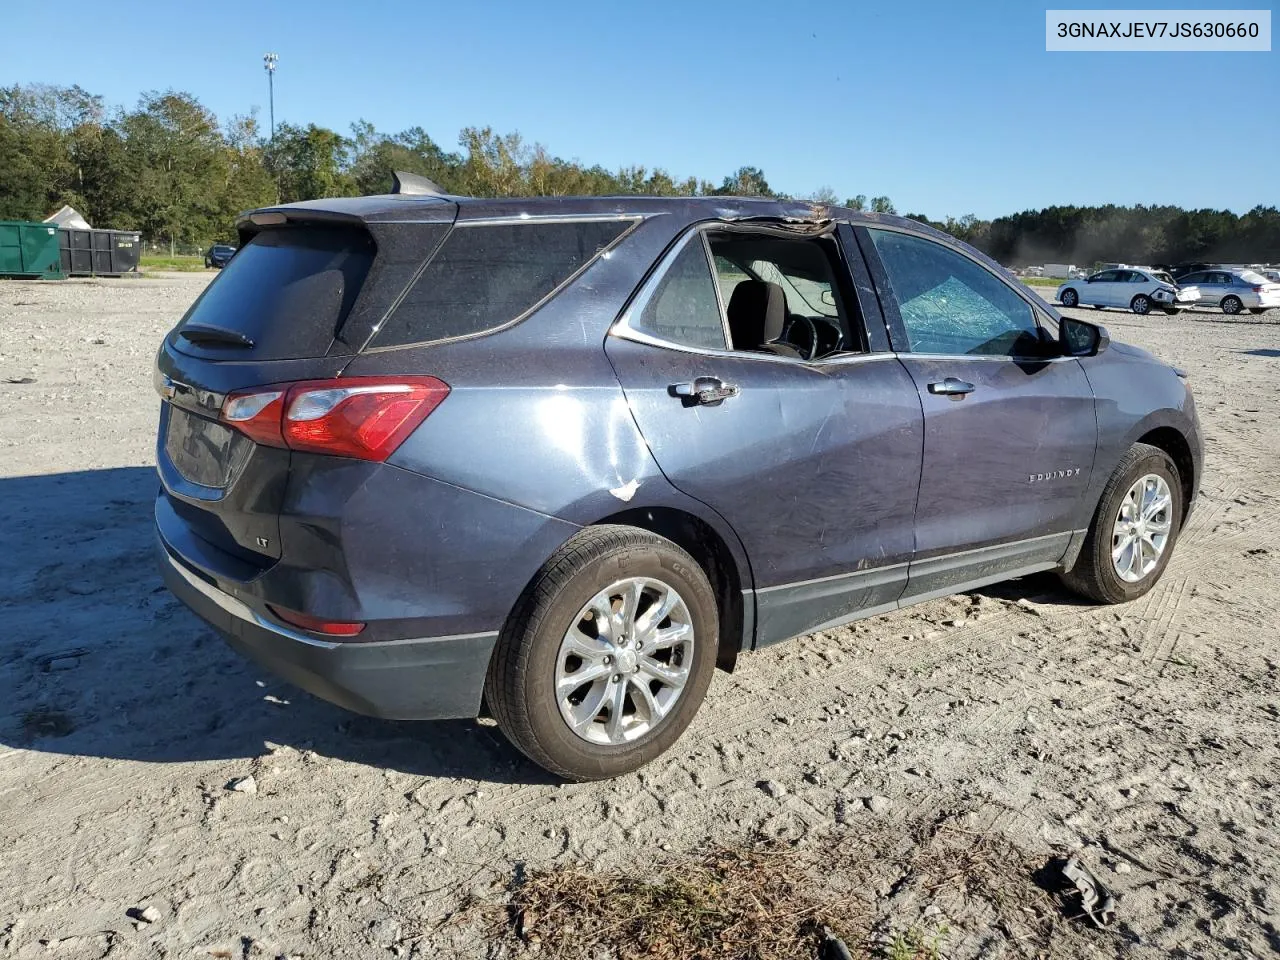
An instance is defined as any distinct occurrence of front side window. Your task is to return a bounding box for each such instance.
[1092,270,1120,282]
[867,229,1046,357]
[630,238,728,350]
[709,233,857,358]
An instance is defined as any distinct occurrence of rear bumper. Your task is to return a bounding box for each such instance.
[158,540,497,720]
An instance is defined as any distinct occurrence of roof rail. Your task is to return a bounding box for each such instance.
[391,170,447,196]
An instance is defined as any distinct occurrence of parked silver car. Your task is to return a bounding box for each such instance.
[1175,269,1280,315]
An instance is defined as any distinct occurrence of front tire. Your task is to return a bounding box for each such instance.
[485,526,719,781]
[1130,294,1151,315]
[1221,296,1243,315]
[1060,288,1079,308]
[1061,443,1182,604]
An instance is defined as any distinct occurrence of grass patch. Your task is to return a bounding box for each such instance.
[1021,276,1065,287]
[491,844,863,959]
[473,815,1084,959]
[140,255,207,272]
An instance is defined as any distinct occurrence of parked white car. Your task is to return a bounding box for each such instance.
[1056,268,1199,315]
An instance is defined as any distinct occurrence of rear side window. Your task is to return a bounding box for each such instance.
[371,220,630,347]
[630,238,728,350]
[175,228,373,361]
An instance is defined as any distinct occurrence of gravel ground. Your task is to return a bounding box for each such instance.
[2,273,1278,958]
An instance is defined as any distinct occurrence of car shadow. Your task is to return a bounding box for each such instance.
[969,571,1087,607]
[1242,348,1280,358]
[0,467,556,785]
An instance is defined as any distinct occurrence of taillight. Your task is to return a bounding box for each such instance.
[221,377,449,461]
[1251,285,1263,293]
[267,604,366,637]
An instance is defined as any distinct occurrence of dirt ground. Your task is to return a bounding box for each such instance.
[2,272,1278,959]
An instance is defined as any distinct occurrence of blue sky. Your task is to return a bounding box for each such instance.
[3,0,1275,218]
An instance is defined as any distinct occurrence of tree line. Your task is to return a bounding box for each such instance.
[2,83,1276,264]
[908,204,1280,267]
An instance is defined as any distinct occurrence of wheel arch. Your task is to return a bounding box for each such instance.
[594,506,749,672]
[1135,425,1197,522]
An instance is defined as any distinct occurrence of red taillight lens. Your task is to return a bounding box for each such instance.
[221,377,449,461]
[266,604,366,637]
[1251,285,1263,293]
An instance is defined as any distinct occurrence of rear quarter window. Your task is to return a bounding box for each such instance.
[369,219,631,347]
[174,227,373,361]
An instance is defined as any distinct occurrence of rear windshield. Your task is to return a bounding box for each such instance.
[1239,270,1267,284]
[174,227,373,360]
[369,219,630,347]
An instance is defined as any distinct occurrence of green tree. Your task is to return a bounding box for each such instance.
[265,122,357,203]
[713,166,773,197]
[117,91,226,251]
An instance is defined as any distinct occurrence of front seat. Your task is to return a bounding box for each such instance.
[726,280,801,357]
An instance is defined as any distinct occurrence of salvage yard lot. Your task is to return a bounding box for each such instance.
[2,274,1278,958]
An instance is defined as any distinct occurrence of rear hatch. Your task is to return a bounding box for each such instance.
[156,202,456,577]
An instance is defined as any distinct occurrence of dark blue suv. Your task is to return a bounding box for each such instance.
[155,191,1202,780]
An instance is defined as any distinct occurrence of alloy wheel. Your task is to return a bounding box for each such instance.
[1112,473,1173,583]
[555,577,695,745]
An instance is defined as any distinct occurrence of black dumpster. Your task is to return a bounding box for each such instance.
[58,228,141,277]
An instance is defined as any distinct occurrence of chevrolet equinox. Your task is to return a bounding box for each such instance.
[155,190,1203,780]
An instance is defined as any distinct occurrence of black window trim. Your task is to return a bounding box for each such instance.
[361,215,643,353]
[854,222,1069,362]
[612,221,884,366]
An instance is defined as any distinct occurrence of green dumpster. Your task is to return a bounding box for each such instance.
[0,220,64,279]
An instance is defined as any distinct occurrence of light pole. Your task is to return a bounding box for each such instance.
[263,52,279,141]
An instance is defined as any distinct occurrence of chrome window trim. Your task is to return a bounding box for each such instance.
[903,352,1077,364]
[452,213,646,227]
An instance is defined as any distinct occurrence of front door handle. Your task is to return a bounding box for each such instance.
[669,377,741,407]
[927,377,976,397]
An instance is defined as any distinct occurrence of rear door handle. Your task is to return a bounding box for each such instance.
[669,377,741,407]
[927,377,976,397]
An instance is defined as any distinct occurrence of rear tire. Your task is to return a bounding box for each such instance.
[1060,288,1079,308]
[1221,296,1243,315]
[1060,443,1182,604]
[1130,294,1151,315]
[485,525,719,781]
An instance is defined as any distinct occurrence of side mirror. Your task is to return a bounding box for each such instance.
[1060,316,1109,357]
[820,290,836,306]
